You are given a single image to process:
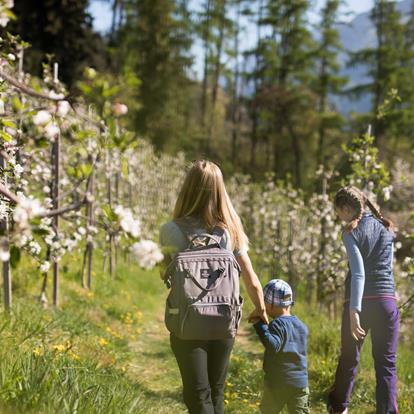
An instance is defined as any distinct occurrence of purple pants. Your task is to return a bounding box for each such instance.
[328,298,399,414]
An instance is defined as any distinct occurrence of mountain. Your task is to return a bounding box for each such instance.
[334,0,411,115]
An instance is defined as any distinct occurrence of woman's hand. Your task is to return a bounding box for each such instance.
[236,254,268,324]
[248,308,268,324]
[349,308,366,341]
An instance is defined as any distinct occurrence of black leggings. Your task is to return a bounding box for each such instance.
[170,334,235,414]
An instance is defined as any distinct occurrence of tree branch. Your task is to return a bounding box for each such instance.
[0,69,69,102]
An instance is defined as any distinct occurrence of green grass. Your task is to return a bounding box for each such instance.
[0,256,413,413]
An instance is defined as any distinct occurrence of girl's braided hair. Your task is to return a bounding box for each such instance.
[334,186,394,232]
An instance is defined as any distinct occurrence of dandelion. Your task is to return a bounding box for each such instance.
[32,346,43,357]
[52,344,66,353]
[68,350,80,361]
[98,337,109,347]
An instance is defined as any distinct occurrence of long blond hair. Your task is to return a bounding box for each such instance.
[173,160,248,252]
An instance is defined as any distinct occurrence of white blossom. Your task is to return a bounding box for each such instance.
[49,90,65,100]
[130,240,163,270]
[13,196,45,228]
[44,123,60,140]
[113,103,128,116]
[0,99,4,114]
[28,240,41,255]
[40,261,50,273]
[56,100,70,117]
[14,163,24,177]
[33,110,52,126]
[115,205,141,238]
[0,205,7,221]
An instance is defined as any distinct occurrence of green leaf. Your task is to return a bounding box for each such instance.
[1,119,17,129]
[11,96,24,112]
[102,205,117,222]
[9,246,21,269]
[0,130,13,142]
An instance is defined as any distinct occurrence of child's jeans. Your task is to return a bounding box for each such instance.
[328,298,399,414]
[260,383,310,414]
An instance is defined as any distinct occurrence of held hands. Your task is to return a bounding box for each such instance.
[248,308,269,324]
[349,308,366,341]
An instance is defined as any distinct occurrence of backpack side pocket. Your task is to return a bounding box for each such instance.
[165,295,180,335]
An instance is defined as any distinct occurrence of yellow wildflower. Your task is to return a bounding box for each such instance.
[68,350,80,360]
[98,337,109,347]
[33,346,43,356]
[52,344,66,353]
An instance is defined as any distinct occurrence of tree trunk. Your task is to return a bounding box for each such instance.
[231,1,241,166]
[209,0,227,144]
[201,0,212,150]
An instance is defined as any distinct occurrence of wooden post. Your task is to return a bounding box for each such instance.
[52,63,60,306]
[86,155,94,289]
[0,155,11,311]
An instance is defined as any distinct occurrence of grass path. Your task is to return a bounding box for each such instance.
[0,259,412,413]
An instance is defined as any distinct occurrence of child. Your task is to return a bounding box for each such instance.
[253,279,309,414]
[327,186,399,414]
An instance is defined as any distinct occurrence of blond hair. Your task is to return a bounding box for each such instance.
[173,160,248,252]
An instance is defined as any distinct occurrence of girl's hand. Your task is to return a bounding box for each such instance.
[349,309,366,341]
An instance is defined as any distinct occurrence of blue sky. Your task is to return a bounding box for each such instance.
[88,0,375,79]
[89,0,375,33]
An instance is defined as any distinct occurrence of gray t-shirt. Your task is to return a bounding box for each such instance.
[159,219,247,258]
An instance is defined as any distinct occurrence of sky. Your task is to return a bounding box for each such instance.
[89,0,375,34]
[88,0,376,79]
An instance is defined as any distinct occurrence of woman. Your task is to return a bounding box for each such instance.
[159,160,267,414]
[328,186,399,414]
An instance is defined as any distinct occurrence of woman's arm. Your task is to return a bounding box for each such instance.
[236,253,268,323]
[343,232,366,341]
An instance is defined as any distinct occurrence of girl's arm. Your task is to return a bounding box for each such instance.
[236,253,269,324]
[343,232,366,341]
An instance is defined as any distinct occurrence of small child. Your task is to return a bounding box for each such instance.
[253,279,309,414]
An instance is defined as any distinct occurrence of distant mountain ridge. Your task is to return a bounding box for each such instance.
[334,0,411,114]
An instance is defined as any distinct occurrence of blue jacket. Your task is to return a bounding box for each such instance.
[344,213,396,307]
[254,315,308,389]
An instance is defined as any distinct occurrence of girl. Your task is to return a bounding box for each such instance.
[159,160,267,414]
[328,186,399,414]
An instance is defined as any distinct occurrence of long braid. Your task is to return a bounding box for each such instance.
[364,195,394,231]
[334,186,394,232]
[334,186,365,232]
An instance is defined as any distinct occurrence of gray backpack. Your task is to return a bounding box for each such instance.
[164,219,243,340]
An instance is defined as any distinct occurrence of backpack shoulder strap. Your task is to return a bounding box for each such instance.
[173,218,193,245]
[209,226,225,245]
